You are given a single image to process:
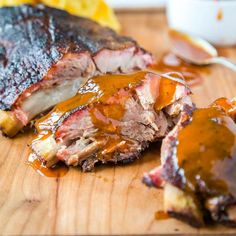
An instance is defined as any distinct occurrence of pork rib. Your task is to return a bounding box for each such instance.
[0,4,153,137]
[143,97,236,228]
[32,72,193,171]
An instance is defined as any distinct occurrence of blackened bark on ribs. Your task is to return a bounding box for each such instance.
[0,4,150,110]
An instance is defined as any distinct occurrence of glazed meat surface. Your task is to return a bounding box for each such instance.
[143,97,236,228]
[32,72,192,171]
[0,4,153,136]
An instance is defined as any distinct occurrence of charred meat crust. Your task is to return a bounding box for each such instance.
[168,212,204,228]
[81,142,148,171]
[52,105,87,134]
[0,4,151,110]
[206,196,236,227]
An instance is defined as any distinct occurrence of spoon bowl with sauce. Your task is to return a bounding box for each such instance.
[169,29,236,72]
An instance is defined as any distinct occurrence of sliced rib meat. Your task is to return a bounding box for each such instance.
[0,4,153,137]
[143,97,236,228]
[32,71,192,171]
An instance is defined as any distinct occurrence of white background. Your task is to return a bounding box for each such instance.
[106,0,166,9]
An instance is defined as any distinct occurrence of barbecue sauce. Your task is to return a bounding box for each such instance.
[149,29,212,86]
[212,97,234,112]
[154,76,178,110]
[155,211,170,220]
[31,71,183,175]
[176,103,236,197]
[169,29,213,63]
[212,97,236,120]
[150,53,207,86]
[217,8,223,21]
[35,71,148,138]
[35,72,182,139]
[27,153,68,177]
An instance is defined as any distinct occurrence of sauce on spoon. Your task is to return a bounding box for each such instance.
[169,29,216,64]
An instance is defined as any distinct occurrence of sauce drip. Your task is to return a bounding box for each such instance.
[155,211,169,220]
[176,106,236,197]
[150,53,206,86]
[27,154,68,177]
[154,76,178,110]
[217,8,223,21]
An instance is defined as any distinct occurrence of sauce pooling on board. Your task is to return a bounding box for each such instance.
[155,210,170,220]
[149,29,212,86]
[150,53,207,86]
[176,105,236,197]
[27,154,69,177]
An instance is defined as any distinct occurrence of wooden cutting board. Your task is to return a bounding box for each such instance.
[1,11,236,235]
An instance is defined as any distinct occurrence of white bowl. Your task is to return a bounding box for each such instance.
[167,0,236,46]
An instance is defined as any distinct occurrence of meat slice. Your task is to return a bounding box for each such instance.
[143,97,236,228]
[0,4,153,137]
[32,71,192,171]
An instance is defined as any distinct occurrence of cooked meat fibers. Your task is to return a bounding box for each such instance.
[32,71,192,171]
[0,4,153,137]
[143,97,236,228]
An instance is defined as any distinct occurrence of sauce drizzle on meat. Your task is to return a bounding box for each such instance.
[30,71,188,174]
[35,72,181,139]
[177,105,236,197]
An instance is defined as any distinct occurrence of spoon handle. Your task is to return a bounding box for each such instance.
[210,57,236,72]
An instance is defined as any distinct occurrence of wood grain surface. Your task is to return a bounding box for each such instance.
[0,11,236,235]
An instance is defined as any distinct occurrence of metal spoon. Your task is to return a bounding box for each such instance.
[169,29,236,72]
